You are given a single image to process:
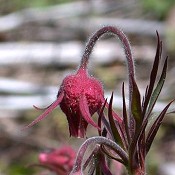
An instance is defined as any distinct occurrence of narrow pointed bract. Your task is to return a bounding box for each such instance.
[22,92,64,129]
[145,100,174,153]
[38,146,76,175]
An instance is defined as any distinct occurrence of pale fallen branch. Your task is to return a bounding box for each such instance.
[0,95,55,110]
[0,92,173,115]
[0,1,89,32]
[0,77,55,94]
[0,41,156,66]
[0,1,165,36]
[0,77,173,116]
[0,0,143,32]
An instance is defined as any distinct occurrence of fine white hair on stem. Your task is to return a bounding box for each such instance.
[80,26,136,138]
[69,136,128,175]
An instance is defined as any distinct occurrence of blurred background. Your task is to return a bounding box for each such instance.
[0,0,175,174]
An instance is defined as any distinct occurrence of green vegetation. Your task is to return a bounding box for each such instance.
[6,164,35,175]
[0,0,73,14]
[141,0,175,20]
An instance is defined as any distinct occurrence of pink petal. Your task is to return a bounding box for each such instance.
[61,105,81,137]
[79,94,101,130]
[39,153,48,163]
[49,156,68,164]
[22,92,64,129]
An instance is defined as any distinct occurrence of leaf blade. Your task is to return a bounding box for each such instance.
[146,100,174,153]
[142,32,162,115]
[131,76,142,131]
[147,57,168,117]
[108,93,123,148]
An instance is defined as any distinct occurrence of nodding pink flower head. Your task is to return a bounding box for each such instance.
[39,146,76,175]
[23,26,125,138]
[58,68,104,137]
[23,66,104,138]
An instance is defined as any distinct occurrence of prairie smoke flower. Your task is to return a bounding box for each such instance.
[58,68,104,137]
[37,146,76,175]
[69,27,174,175]
[23,66,105,138]
[23,27,128,138]
[23,26,174,175]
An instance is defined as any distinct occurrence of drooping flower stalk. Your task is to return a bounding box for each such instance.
[23,26,136,138]
[69,30,174,175]
[80,26,136,138]
[25,26,175,175]
[81,26,135,78]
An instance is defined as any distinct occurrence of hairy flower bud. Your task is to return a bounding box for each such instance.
[23,67,104,138]
[23,26,129,138]
[58,68,104,137]
[39,146,76,175]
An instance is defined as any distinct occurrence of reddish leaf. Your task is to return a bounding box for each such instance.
[122,83,130,144]
[101,145,125,165]
[131,76,142,131]
[98,98,108,136]
[146,100,174,153]
[105,102,122,123]
[146,57,168,118]
[99,153,113,175]
[83,146,100,171]
[108,93,123,148]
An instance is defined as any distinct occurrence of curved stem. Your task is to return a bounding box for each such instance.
[80,26,135,87]
[70,136,128,174]
[80,26,135,138]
